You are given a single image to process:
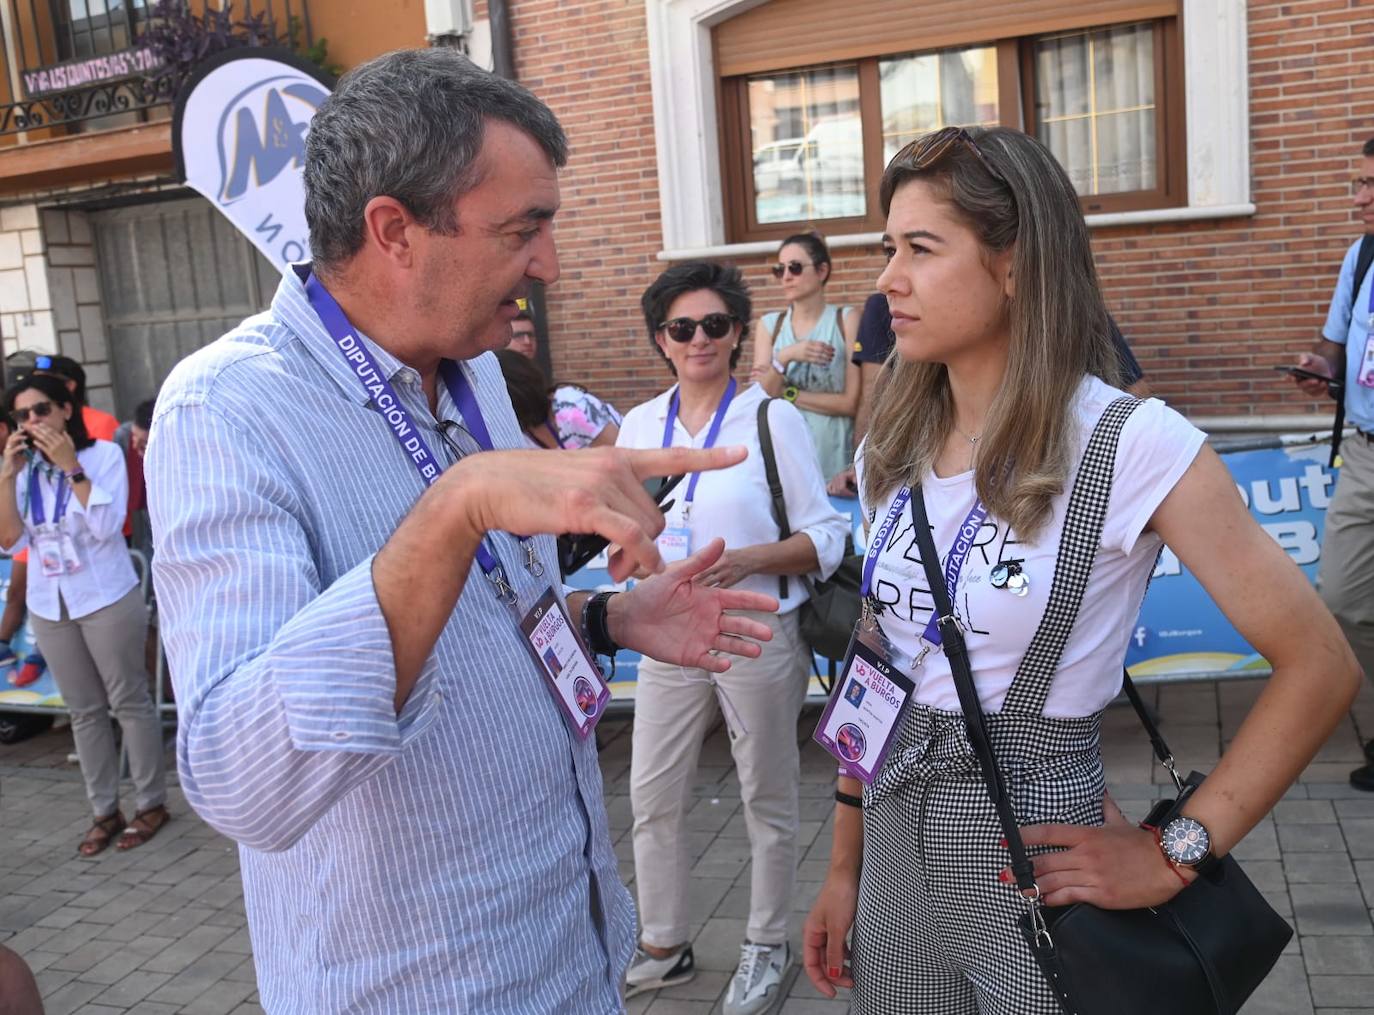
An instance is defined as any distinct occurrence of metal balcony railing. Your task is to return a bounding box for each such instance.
[0,0,313,139]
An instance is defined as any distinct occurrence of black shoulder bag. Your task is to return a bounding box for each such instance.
[756,399,862,665]
[1331,233,1374,467]
[909,485,1292,1015]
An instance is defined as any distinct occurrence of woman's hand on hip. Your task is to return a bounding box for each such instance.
[29,423,79,474]
[803,868,858,998]
[1005,796,1194,909]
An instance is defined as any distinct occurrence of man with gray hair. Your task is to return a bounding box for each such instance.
[148,49,777,1012]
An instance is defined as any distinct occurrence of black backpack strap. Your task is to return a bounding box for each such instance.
[756,398,789,599]
[1351,234,1374,321]
[1332,235,1374,466]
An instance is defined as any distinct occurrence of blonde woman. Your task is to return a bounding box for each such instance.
[802,126,1359,1012]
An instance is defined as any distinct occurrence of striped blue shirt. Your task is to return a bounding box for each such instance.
[146,266,634,1014]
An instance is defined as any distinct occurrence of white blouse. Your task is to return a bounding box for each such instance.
[857,377,1205,718]
[2,439,138,621]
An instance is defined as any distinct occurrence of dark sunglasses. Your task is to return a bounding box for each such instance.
[12,401,54,423]
[771,260,813,279]
[891,125,1011,189]
[659,313,737,343]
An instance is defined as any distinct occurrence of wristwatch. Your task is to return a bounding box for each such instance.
[783,385,799,403]
[1157,815,1222,881]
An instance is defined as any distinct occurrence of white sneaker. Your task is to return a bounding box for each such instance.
[624,943,695,998]
[723,940,790,1015]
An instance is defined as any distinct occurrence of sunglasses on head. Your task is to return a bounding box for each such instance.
[771,260,813,279]
[659,313,737,343]
[892,125,1011,190]
[13,401,54,423]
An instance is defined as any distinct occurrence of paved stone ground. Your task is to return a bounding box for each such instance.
[3,678,1374,1014]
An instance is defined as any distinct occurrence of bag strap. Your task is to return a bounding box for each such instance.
[1001,397,1142,714]
[771,310,788,343]
[756,398,793,600]
[910,487,1039,892]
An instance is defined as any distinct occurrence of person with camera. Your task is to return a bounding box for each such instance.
[618,261,848,1014]
[0,374,166,855]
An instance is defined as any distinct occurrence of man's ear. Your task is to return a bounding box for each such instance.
[361,196,421,269]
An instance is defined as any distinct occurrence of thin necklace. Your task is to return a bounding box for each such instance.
[952,423,982,445]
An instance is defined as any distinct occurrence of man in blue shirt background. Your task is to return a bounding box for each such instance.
[1293,135,1374,791]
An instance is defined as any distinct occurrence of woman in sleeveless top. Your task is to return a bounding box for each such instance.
[801,126,1360,1013]
[752,233,860,483]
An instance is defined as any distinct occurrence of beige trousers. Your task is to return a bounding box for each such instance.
[630,609,811,947]
[1318,432,1374,687]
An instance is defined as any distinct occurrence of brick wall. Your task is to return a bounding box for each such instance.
[515,0,1374,425]
[0,204,115,412]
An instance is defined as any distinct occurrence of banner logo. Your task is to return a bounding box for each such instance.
[174,50,333,271]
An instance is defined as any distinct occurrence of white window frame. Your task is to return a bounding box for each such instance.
[646,0,1252,260]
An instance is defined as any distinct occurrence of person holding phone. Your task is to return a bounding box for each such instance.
[0,373,167,855]
[1291,135,1374,791]
[751,233,861,486]
[618,261,848,1014]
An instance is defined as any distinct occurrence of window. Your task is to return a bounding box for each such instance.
[718,18,1184,241]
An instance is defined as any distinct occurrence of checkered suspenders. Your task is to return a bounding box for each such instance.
[998,396,1144,716]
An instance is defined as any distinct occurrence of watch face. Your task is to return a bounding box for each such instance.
[1162,817,1211,866]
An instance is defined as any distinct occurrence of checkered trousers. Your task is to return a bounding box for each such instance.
[849,398,1142,1015]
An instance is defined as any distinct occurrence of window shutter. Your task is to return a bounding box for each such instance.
[714,0,1179,77]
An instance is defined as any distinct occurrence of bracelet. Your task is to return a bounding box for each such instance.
[835,790,863,809]
[1142,823,1192,888]
[582,591,620,657]
[771,357,786,375]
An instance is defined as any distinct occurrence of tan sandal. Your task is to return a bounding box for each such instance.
[79,810,126,857]
[115,805,169,851]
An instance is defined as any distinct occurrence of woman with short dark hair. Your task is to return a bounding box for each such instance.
[0,373,167,856]
[619,260,848,1015]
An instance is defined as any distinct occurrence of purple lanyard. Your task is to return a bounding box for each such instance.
[305,272,535,604]
[28,465,70,528]
[863,485,988,648]
[660,378,737,508]
[543,421,567,449]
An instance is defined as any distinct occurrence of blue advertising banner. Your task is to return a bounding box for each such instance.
[0,557,59,708]
[569,435,1337,703]
[1126,436,1334,683]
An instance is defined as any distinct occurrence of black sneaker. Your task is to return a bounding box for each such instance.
[1350,764,1374,792]
[625,943,695,997]
[1364,739,1374,765]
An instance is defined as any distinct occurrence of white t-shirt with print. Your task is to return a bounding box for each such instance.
[856,377,1205,719]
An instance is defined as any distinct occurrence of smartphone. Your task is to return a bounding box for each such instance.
[1273,365,1334,384]
[557,474,686,576]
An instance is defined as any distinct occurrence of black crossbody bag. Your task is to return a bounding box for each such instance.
[909,484,1292,1015]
